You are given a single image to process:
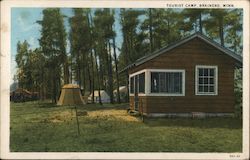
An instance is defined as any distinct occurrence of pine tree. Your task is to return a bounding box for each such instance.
[182,9,207,33]
[37,8,68,103]
[94,9,116,103]
[204,9,229,46]
[225,9,243,55]
[15,40,29,89]
[69,9,91,93]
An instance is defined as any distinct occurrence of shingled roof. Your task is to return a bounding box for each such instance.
[120,32,242,73]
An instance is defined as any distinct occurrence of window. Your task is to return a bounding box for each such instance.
[151,72,159,92]
[138,73,145,93]
[129,72,145,94]
[196,65,217,95]
[150,70,184,95]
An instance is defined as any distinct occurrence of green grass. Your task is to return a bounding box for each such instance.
[10,101,242,152]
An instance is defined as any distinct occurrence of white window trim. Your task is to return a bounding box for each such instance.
[129,69,147,77]
[195,65,218,96]
[148,69,185,96]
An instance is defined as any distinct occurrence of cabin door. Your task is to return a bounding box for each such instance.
[134,75,139,111]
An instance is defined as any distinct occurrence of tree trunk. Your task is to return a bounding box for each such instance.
[77,61,81,88]
[108,41,114,104]
[167,18,170,45]
[70,58,73,84]
[91,50,95,103]
[41,69,44,100]
[123,32,130,103]
[94,48,102,105]
[86,12,95,103]
[82,64,86,96]
[57,76,61,101]
[126,71,129,102]
[129,31,134,60]
[199,12,202,34]
[219,18,224,47]
[112,37,121,103]
[63,55,70,84]
[87,62,92,101]
[52,71,57,103]
[43,71,46,100]
[124,34,130,63]
[100,62,104,90]
[126,35,132,63]
[149,8,153,53]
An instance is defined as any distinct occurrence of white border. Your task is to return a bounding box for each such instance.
[195,65,218,96]
[0,0,249,160]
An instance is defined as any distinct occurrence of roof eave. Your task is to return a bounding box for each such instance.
[196,34,243,65]
[120,32,243,73]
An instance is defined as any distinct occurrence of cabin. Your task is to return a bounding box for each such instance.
[10,88,39,102]
[122,32,242,117]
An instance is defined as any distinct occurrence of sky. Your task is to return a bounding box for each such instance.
[11,8,42,83]
[11,8,123,84]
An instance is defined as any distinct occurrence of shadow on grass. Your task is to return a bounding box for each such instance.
[37,102,60,108]
[76,103,129,111]
[143,117,242,129]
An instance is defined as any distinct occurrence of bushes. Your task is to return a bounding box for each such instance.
[234,68,242,118]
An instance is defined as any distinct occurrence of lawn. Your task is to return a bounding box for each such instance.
[10,101,242,152]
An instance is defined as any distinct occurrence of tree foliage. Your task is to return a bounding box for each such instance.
[15,8,242,106]
[37,8,68,103]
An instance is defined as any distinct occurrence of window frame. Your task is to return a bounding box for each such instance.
[195,65,218,96]
[149,69,185,96]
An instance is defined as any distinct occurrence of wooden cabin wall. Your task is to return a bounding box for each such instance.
[129,37,237,113]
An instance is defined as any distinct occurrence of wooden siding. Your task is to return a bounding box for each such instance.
[129,37,237,113]
[129,96,147,113]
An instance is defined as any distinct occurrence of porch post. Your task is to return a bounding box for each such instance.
[145,70,150,95]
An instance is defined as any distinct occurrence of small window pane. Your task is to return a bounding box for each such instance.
[210,69,214,76]
[209,86,214,92]
[167,72,175,93]
[179,73,183,93]
[139,73,145,93]
[159,73,166,92]
[173,73,181,93]
[199,69,203,76]
[199,78,203,84]
[209,78,214,84]
[204,78,209,84]
[199,86,203,92]
[204,85,209,92]
[204,69,208,76]
[151,72,159,93]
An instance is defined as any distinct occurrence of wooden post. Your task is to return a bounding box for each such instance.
[74,105,80,136]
